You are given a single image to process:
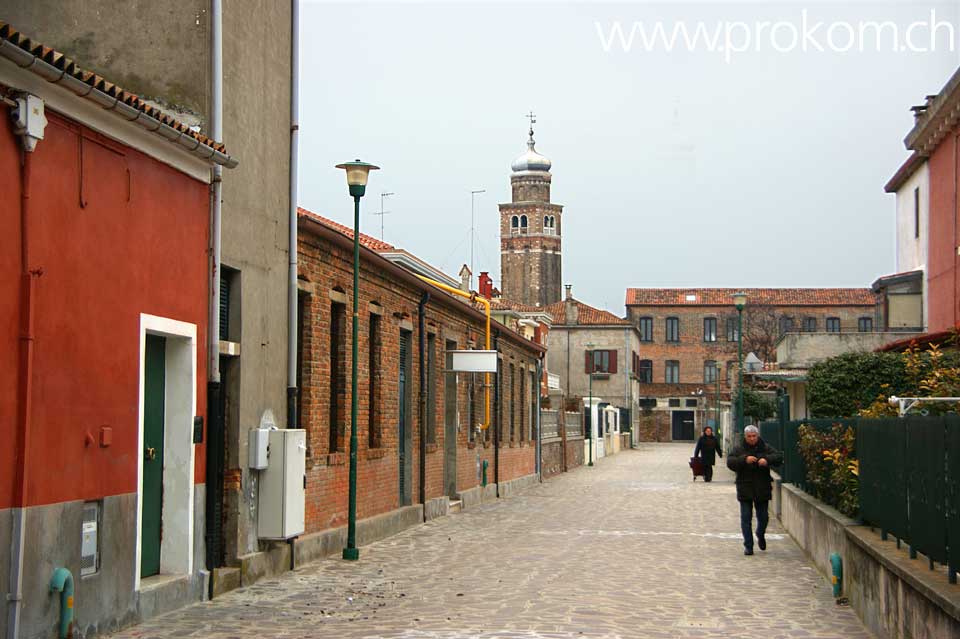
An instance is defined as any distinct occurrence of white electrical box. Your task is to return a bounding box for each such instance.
[248,428,270,470]
[257,429,306,540]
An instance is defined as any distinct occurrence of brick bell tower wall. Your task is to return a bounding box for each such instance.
[499,171,563,307]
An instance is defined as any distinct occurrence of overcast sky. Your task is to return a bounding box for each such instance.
[299,1,960,314]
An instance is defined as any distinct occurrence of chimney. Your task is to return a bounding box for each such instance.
[478,272,493,299]
[565,284,578,325]
[458,264,472,292]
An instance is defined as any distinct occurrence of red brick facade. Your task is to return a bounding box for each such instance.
[297,212,542,534]
[625,289,877,441]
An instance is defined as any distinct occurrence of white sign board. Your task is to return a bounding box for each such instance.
[448,350,498,373]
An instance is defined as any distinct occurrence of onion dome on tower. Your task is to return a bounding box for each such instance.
[511,125,552,174]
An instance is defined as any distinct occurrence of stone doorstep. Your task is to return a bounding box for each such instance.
[449,499,463,514]
[211,567,240,598]
[846,525,960,622]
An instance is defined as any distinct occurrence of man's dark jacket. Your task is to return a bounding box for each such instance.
[693,435,722,466]
[726,437,783,502]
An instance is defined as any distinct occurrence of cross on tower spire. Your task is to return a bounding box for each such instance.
[525,110,537,139]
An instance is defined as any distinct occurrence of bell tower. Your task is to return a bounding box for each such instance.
[499,114,562,307]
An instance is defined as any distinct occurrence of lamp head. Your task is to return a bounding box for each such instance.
[335,159,380,198]
[733,291,747,311]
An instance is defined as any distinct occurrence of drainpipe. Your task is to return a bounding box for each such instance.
[287,0,301,427]
[418,292,429,520]
[49,568,74,639]
[536,356,542,481]
[9,127,40,639]
[624,328,631,447]
[954,133,958,327]
[205,0,225,600]
[493,329,501,497]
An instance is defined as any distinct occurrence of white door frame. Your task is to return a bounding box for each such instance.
[135,313,197,589]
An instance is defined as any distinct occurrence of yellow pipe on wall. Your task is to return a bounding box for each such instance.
[415,275,491,432]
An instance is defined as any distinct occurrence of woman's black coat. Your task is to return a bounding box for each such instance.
[693,435,722,466]
[726,437,784,502]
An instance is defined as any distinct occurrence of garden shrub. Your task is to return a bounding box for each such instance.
[797,422,859,517]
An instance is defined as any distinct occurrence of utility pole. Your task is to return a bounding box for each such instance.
[374,191,394,241]
[470,189,485,288]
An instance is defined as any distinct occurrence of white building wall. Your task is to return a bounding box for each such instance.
[895,161,929,328]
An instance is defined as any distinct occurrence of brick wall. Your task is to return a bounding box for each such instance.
[499,171,563,307]
[298,225,541,534]
[627,304,876,389]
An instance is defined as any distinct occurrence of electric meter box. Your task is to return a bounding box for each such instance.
[248,428,270,470]
[257,429,306,539]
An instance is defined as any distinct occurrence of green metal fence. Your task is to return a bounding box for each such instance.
[858,418,908,542]
[857,415,959,584]
[949,421,960,581]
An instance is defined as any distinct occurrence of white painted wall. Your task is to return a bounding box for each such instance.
[894,161,929,327]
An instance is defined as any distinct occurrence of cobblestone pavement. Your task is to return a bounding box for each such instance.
[112,444,873,639]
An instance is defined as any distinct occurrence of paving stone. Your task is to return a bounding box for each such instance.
[108,444,874,638]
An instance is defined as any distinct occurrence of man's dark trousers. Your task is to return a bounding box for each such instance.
[740,500,769,550]
[704,464,713,482]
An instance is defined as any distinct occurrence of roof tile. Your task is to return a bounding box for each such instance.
[0,21,227,154]
[298,208,395,252]
[625,288,875,307]
[545,299,630,326]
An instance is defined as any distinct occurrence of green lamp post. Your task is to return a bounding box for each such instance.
[335,159,379,561]
[715,362,721,437]
[586,342,595,467]
[733,291,747,436]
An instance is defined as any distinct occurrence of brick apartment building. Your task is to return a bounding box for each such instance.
[296,209,544,545]
[625,288,878,441]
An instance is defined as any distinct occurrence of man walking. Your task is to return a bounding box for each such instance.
[726,425,783,555]
[693,426,722,482]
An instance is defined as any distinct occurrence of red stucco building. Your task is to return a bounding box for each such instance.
[894,67,960,334]
[1,22,234,638]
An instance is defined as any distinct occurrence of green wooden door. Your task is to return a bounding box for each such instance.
[141,334,165,577]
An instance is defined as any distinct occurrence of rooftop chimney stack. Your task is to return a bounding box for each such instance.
[458,264,472,292]
[564,285,578,325]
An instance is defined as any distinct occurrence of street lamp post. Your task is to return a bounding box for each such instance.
[586,343,595,467]
[715,362,721,436]
[733,291,747,437]
[335,159,380,561]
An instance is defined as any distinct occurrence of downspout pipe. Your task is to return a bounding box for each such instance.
[287,0,300,428]
[417,291,429,521]
[493,329,501,498]
[205,0,224,600]
[9,130,39,639]
[49,568,74,639]
[536,356,542,482]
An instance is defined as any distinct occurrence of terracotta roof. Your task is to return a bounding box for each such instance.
[625,288,876,307]
[490,298,546,313]
[878,327,960,353]
[298,208,395,252]
[546,299,630,326]
[0,21,231,160]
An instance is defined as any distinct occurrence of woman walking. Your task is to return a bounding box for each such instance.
[693,426,722,482]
